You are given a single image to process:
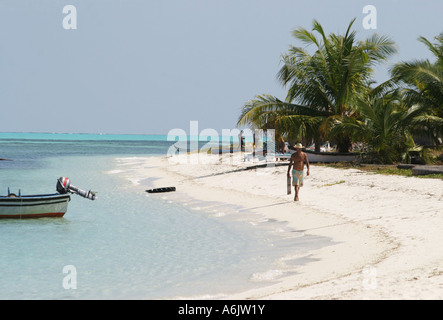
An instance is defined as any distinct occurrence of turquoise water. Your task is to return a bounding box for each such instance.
[0,133,330,299]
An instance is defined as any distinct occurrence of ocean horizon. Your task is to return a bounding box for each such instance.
[0,130,264,145]
[0,132,169,141]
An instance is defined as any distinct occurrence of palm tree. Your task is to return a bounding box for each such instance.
[391,33,443,144]
[238,18,397,152]
[330,85,420,163]
[238,94,326,149]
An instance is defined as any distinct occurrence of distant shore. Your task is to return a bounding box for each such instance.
[124,153,443,299]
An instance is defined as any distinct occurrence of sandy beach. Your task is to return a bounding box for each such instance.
[120,153,443,300]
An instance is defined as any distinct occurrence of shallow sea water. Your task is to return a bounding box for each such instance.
[0,134,331,299]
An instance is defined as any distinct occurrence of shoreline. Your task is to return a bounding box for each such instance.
[116,153,443,299]
[160,155,395,299]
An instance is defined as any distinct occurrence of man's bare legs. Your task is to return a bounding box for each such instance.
[294,185,300,201]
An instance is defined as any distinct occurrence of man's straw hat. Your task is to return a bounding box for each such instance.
[294,143,304,149]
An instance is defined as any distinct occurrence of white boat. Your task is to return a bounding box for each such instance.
[0,194,71,218]
[304,150,358,163]
[266,149,358,163]
[0,177,97,219]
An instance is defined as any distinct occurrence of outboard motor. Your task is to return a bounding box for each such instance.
[57,177,97,200]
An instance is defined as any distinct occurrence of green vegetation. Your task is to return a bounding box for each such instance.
[238,19,443,164]
[319,180,346,187]
[316,162,443,180]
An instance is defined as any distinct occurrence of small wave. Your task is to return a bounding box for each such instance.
[213,211,226,217]
[173,293,228,300]
[128,178,141,186]
[249,269,285,282]
[105,169,124,174]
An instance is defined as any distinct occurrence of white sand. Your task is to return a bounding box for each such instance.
[114,153,443,299]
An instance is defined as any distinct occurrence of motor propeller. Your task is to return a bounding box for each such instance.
[56,177,97,200]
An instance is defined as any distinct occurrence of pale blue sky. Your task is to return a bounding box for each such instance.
[0,0,442,134]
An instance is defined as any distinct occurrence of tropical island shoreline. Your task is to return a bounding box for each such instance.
[119,153,443,300]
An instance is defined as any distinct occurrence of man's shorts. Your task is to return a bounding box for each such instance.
[292,170,304,187]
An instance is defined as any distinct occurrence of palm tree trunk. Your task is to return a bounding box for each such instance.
[314,137,321,152]
[336,136,352,153]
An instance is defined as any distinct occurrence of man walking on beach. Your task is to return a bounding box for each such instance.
[287,143,310,201]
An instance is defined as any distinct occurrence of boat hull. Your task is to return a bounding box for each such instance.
[304,150,358,163]
[0,194,71,219]
[267,150,359,163]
